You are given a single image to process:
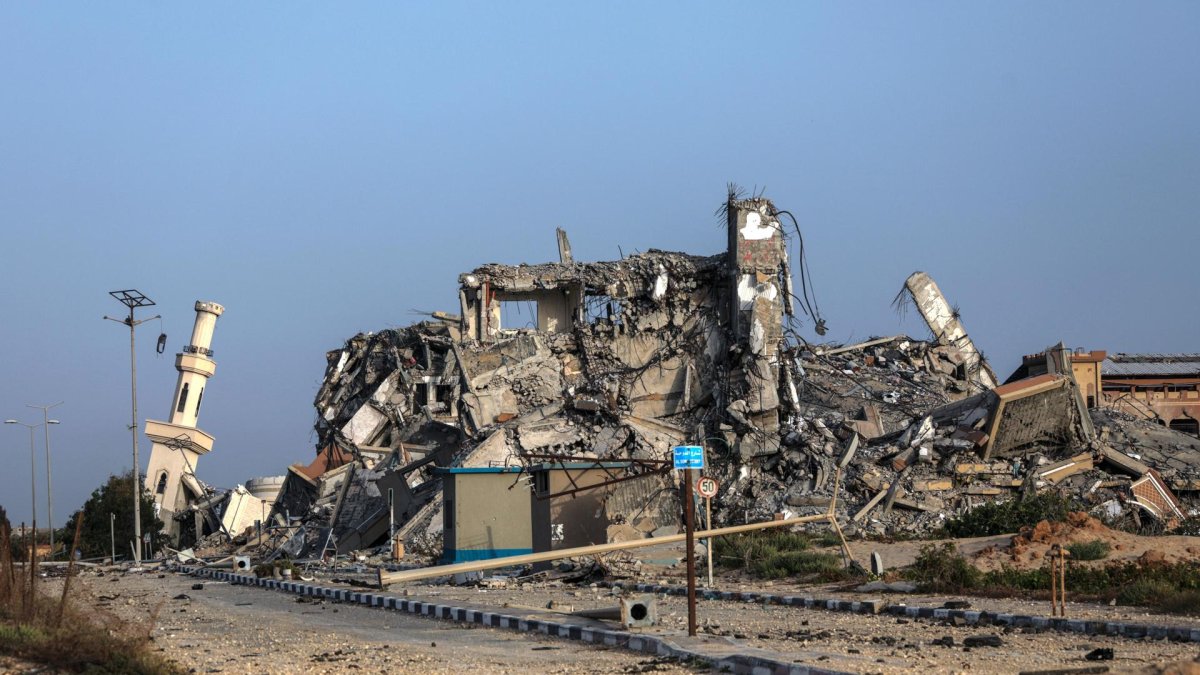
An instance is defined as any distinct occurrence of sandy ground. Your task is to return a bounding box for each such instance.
[29,569,697,675]
[398,578,1200,674]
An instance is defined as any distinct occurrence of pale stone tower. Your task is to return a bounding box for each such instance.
[144,301,224,542]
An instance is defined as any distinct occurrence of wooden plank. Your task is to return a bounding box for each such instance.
[853,487,889,522]
[893,496,943,512]
[1038,452,1094,484]
[882,480,905,515]
[965,487,1003,496]
[913,479,953,492]
[812,335,907,357]
[955,463,992,474]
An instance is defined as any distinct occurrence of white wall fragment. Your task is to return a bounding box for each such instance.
[740,211,777,240]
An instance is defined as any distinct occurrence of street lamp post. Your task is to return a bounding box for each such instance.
[27,403,62,558]
[5,420,39,559]
[105,289,160,567]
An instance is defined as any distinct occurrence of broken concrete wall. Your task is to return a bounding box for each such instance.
[903,271,999,392]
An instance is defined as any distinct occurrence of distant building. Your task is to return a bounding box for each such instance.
[1101,353,1200,436]
[1009,349,1199,436]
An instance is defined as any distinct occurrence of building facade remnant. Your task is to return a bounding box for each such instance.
[1012,350,1200,437]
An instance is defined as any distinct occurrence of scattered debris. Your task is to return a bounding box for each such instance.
[962,634,1003,648]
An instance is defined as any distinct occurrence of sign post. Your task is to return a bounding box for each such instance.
[695,476,719,587]
[672,445,704,637]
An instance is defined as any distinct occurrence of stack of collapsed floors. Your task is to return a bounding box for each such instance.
[256,194,1198,561]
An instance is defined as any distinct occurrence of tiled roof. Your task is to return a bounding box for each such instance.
[1102,354,1200,377]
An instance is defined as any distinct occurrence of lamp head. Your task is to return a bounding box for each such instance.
[4,420,17,424]
[48,420,60,425]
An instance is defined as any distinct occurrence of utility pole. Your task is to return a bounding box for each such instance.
[110,512,116,563]
[672,444,703,637]
[27,402,62,558]
[4,420,39,557]
[105,289,159,567]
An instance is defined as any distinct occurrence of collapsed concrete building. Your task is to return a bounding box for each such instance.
[258,194,811,558]
[235,191,1199,565]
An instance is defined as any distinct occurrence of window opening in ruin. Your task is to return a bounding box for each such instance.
[583,295,624,325]
[155,471,169,495]
[177,383,190,414]
[499,300,537,330]
[1169,418,1199,436]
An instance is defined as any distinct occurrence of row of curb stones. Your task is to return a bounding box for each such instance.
[599,581,1200,643]
[175,566,848,675]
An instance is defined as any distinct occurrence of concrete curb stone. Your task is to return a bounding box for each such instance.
[598,580,1200,643]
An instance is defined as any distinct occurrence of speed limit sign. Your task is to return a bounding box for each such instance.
[695,476,719,499]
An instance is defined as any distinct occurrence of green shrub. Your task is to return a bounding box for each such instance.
[714,530,854,581]
[812,530,845,548]
[900,540,1200,615]
[1066,540,1111,561]
[1117,578,1176,607]
[942,492,1075,538]
[1175,516,1200,536]
[714,530,810,571]
[979,565,1049,591]
[750,550,845,581]
[1154,589,1200,616]
[905,543,980,592]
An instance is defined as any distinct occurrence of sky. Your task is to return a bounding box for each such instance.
[1,2,1197,527]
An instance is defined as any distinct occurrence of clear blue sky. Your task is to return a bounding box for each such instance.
[1,2,1197,526]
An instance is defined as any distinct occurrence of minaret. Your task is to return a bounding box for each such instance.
[144,301,225,543]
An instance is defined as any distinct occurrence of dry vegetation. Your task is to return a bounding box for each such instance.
[0,508,183,674]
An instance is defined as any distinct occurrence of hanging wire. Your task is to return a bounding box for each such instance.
[776,210,826,335]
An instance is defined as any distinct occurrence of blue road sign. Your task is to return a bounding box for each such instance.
[673,445,705,470]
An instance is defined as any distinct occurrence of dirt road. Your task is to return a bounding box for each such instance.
[40,564,1200,674]
[55,569,693,674]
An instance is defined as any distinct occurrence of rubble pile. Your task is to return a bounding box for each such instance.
[177,191,1197,566]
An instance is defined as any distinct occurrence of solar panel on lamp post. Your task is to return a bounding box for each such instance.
[104,289,160,568]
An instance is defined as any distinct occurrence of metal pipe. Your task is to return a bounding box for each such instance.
[683,467,697,637]
[129,306,141,565]
[378,511,835,586]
